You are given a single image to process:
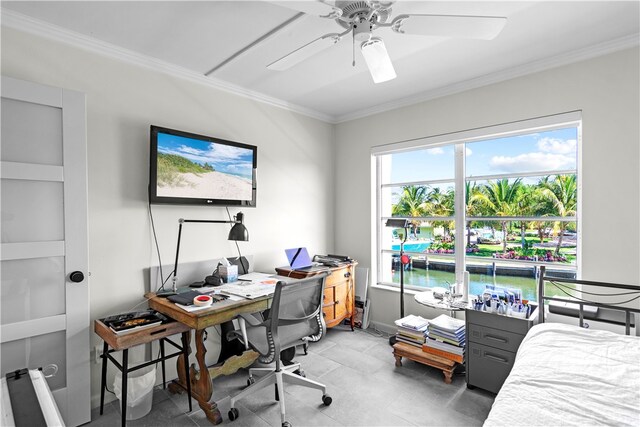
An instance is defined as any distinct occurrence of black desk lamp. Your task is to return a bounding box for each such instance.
[157,212,249,297]
[386,218,409,345]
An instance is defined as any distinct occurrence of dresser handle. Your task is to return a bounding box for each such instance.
[485,353,509,364]
[484,334,508,343]
[344,272,351,278]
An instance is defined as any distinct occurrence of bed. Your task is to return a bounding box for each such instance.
[483,267,640,427]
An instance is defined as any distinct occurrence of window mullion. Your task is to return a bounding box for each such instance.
[454,144,466,299]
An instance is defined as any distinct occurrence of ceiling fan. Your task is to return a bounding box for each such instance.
[267,1,507,83]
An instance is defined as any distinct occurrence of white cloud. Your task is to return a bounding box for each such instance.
[537,138,576,154]
[490,152,575,172]
[465,147,473,156]
[427,147,444,155]
[177,145,208,156]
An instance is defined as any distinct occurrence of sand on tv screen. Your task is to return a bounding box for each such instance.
[156,131,254,201]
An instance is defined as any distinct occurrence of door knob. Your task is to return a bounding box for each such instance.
[69,271,85,283]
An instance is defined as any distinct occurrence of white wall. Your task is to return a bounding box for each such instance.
[1,27,335,407]
[3,23,639,409]
[335,47,640,329]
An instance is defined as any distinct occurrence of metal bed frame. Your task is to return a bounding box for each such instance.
[537,265,640,336]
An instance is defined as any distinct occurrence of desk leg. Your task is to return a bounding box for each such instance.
[99,342,108,415]
[121,349,128,427]
[169,329,222,425]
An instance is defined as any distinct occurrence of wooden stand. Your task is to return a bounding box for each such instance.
[393,342,457,384]
[94,319,192,426]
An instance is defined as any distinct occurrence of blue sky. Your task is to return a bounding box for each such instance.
[158,132,254,180]
[388,127,578,185]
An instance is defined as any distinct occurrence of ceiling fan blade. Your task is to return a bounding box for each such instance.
[269,1,342,18]
[267,33,342,71]
[392,14,507,40]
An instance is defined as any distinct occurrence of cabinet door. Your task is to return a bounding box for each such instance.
[334,282,348,320]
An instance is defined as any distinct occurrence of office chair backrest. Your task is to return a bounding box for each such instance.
[266,273,328,361]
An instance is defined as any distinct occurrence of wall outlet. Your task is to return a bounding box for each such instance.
[94,345,103,364]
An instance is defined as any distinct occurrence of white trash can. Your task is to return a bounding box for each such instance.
[113,365,156,420]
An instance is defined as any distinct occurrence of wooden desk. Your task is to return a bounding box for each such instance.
[275,261,357,329]
[145,292,271,425]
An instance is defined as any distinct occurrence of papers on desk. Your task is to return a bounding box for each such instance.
[238,272,274,281]
[174,302,215,312]
[219,279,277,299]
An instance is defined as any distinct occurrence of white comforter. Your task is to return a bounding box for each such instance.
[484,323,640,426]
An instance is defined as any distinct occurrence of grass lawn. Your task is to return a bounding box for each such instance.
[467,238,576,263]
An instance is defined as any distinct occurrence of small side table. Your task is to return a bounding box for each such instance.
[393,342,457,383]
[414,290,467,316]
[94,318,192,426]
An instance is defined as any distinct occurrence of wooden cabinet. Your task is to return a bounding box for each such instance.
[275,262,357,329]
[465,307,538,393]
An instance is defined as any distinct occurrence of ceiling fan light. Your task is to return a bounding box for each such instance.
[360,37,396,83]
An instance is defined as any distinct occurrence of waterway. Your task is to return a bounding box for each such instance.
[392,268,539,301]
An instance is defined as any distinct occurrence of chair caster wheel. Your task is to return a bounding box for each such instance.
[228,408,239,421]
[322,394,332,406]
[282,422,292,427]
[247,377,255,386]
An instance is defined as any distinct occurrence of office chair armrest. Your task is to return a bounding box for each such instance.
[236,312,266,327]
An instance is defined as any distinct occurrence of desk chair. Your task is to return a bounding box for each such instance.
[227,274,332,427]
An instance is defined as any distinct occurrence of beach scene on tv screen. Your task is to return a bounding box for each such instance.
[156,132,253,200]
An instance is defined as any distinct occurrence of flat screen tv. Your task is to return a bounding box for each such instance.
[149,126,257,207]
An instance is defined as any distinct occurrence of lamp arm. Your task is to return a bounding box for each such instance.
[181,219,237,225]
[172,221,185,293]
[171,218,239,292]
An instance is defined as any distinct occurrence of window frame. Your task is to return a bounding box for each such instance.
[373,111,582,299]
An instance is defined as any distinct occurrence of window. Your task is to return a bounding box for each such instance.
[374,113,581,302]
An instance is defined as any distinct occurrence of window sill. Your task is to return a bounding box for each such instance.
[371,283,425,296]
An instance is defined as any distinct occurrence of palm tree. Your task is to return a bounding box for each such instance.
[539,175,577,256]
[392,185,428,238]
[513,184,546,248]
[421,186,454,239]
[469,178,523,252]
[465,181,483,247]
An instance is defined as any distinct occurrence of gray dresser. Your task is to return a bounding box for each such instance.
[465,307,538,393]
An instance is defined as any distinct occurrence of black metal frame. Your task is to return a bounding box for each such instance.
[99,332,192,426]
[537,265,640,335]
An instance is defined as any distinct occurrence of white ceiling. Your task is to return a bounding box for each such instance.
[2,1,639,122]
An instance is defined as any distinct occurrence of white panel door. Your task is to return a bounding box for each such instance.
[1,76,90,426]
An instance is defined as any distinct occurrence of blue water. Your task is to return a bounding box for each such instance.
[391,242,431,252]
[392,269,539,302]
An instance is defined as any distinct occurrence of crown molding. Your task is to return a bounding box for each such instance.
[3,8,637,126]
[335,32,640,123]
[0,8,337,123]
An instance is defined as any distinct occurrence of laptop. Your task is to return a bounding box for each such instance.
[285,247,314,270]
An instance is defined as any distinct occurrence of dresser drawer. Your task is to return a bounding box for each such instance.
[468,323,525,353]
[323,288,335,320]
[467,342,516,394]
[325,266,351,288]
